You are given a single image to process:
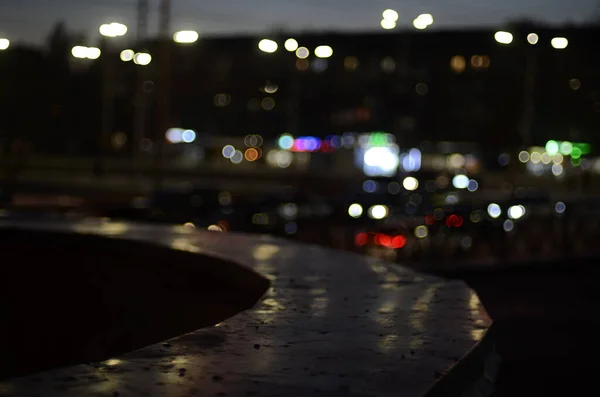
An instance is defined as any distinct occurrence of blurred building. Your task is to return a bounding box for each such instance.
[0,23,599,159]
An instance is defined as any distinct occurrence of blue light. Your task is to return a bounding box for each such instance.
[182,129,196,143]
[363,179,377,193]
[278,134,294,150]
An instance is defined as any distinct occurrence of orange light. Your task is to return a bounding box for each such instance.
[245,148,259,162]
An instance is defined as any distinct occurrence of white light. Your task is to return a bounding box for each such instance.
[258,39,278,53]
[363,146,400,175]
[527,33,539,45]
[401,148,422,172]
[487,203,502,218]
[231,150,243,164]
[381,19,396,30]
[494,31,513,44]
[86,47,101,59]
[369,205,389,220]
[403,177,419,191]
[551,37,568,49]
[508,205,526,220]
[134,52,152,65]
[120,49,134,62]
[452,174,469,189]
[207,225,223,232]
[552,164,563,176]
[0,38,9,50]
[72,46,101,60]
[275,150,293,168]
[382,9,399,22]
[295,47,309,59]
[417,13,434,26]
[222,145,235,159]
[348,203,363,218]
[284,38,298,52]
[315,45,333,59]
[173,30,199,44]
[99,22,127,37]
[166,128,184,143]
[182,129,196,143]
[413,18,428,30]
[71,46,88,59]
[555,201,566,214]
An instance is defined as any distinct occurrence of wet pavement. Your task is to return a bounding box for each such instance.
[0,219,491,397]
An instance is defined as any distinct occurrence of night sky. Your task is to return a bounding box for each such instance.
[2,0,597,45]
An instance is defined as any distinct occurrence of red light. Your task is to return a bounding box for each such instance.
[355,232,368,246]
[391,235,406,249]
[380,234,391,247]
[446,215,464,228]
[425,215,434,225]
[374,233,385,245]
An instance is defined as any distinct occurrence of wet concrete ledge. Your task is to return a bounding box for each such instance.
[0,218,491,397]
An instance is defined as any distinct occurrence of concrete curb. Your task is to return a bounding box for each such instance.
[423,324,501,397]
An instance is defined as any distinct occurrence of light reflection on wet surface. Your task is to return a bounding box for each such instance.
[0,219,492,397]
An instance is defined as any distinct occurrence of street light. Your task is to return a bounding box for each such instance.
[173,30,199,44]
[314,45,333,59]
[120,49,134,62]
[258,39,278,53]
[527,33,539,45]
[99,22,128,38]
[71,46,101,59]
[380,19,396,30]
[551,37,568,49]
[284,38,298,52]
[0,38,9,50]
[382,9,399,22]
[413,14,433,30]
[134,52,152,65]
[494,31,513,44]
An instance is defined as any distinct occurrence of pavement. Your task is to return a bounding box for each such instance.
[0,218,491,397]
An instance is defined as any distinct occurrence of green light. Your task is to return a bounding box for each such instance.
[571,157,581,167]
[369,132,389,147]
[571,147,582,159]
[573,142,591,155]
[559,141,573,156]
[545,140,559,155]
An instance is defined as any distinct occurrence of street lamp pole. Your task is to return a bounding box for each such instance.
[154,0,171,190]
[132,0,149,176]
[96,23,127,177]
